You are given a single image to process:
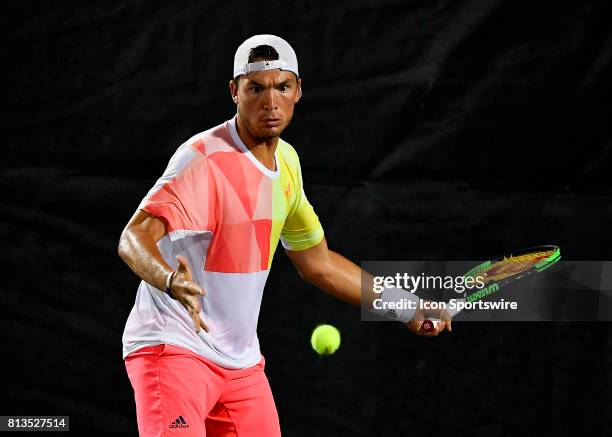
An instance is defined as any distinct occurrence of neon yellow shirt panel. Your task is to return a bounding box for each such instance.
[269,139,324,267]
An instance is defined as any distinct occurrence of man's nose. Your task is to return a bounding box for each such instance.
[263,89,278,111]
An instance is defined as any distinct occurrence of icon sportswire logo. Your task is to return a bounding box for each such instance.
[169,416,189,429]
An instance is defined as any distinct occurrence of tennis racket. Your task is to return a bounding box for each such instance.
[420,245,561,333]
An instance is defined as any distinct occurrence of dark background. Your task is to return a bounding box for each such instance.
[2,0,612,435]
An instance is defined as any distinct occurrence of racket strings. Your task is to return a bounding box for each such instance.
[478,251,554,283]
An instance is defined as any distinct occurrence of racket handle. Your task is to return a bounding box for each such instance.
[420,318,439,334]
[420,300,463,333]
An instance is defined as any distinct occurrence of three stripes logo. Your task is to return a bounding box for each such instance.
[384,309,398,319]
[169,416,189,429]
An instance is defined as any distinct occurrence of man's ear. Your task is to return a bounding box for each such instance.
[229,79,239,104]
[295,78,302,103]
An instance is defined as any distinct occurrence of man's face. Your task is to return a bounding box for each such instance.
[230,68,302,141]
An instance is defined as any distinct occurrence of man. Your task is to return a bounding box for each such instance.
[118,34,450,437]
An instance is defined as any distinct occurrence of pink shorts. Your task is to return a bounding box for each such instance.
[125,344,281,437]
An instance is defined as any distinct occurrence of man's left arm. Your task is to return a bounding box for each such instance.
[285,238,451,336]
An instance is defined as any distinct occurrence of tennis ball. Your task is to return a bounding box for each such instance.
[310,324,341,356]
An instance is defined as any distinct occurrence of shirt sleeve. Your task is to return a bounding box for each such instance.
[138,140,215,239]
[280,156,324,251]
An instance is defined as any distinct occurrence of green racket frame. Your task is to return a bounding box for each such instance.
[462,245,561,301]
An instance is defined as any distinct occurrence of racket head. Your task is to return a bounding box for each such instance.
[464,245,561,287]
[419,246,561,332]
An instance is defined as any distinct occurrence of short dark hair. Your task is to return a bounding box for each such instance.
[234,45,279,85]
[248,44,279,63]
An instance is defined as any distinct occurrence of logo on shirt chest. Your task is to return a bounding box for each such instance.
[284,182,292,201]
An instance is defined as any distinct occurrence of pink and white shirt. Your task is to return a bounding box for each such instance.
[122,116,324,369]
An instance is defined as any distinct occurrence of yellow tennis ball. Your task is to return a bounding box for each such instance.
[310,324,341,356]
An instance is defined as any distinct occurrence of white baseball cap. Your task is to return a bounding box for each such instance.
[233,34,299,79]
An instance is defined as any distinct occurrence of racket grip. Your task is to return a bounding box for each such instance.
[419,301,463,333]
[420,318,439,334]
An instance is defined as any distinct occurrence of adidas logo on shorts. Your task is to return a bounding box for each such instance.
[169,416,189,429]
[384,309,398,319]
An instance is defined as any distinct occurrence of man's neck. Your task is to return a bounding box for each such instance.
[235,114,278,172]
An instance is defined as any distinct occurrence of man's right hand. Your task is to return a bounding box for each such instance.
[170,255,209,333]
[118,210,209,333]
[406,304,452,337]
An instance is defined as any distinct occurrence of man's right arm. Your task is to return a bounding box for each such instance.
[117,209,208,332]
[118,209,172,291]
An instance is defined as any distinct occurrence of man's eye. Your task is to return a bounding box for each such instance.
[279,85,289,92]
[251,87,261,93]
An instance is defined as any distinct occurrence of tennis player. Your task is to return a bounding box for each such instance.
[118,34,450,437]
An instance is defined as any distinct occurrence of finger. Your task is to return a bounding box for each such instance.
[184,283,205,297]
[437,321,446,334]
[183,298,200,325]
[176,255,193,278]
[198,316,209,333]
[412,320,424,334]
[189,306,209,333]
[189,298,202,314]
[191,311,202,333]
[438,309,452,332]
[426,325,441,337]
[176,255,188,271]
[424,323,440,337]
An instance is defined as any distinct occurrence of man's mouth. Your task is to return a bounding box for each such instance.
[262,118,281,127]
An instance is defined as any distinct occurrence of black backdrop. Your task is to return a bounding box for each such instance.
[3,0,612,435]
